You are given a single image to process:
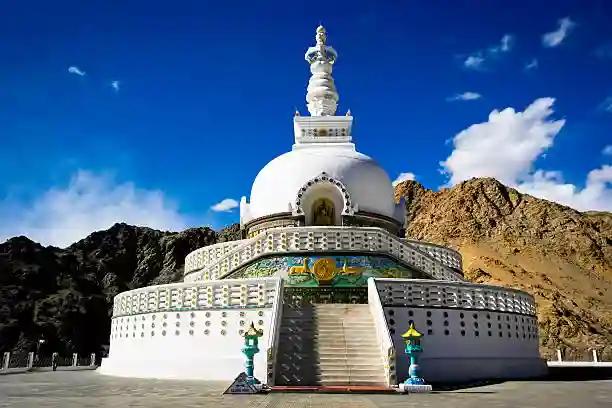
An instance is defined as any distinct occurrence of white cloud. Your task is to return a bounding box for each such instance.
[111,80,120,92]
[0,171,187,248]
[440,97,612,211]
[392,172,416,186]
[441,98,564,185]
[517,166,612,211]
[464,34,513,71]
[542,17,575,47]
[211,198,239,212]
[68,66,86,76]
[447,92,482,102]
[464,54,485,70]
[603,145,612,156]
[524,58,539,71]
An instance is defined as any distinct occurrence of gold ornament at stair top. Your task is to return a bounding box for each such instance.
[312,258,337,283]
[341,258,362,275]
[288,256,364,282]
[288,258,311,275]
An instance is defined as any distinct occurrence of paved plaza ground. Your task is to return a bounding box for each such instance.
[0,371,610,408]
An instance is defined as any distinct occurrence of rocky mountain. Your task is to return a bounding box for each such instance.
[395,177,612,360]
[0,223,224,355]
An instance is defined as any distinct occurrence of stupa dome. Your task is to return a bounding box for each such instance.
[245,144,396,222]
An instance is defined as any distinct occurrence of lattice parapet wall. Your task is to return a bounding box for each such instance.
[403,239,462,272]
[112,278,280,318]
[375,278,536,316]
[184,241,243,277]
[371,278,543,383]
[183,227,465,283]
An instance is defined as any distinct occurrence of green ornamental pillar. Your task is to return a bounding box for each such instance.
[242,322,263,385]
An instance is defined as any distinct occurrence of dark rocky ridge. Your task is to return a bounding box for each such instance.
[0,223,234,354]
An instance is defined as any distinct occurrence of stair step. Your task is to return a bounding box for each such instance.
[275,304,386,387]
[318,375,387,381]
[316,349,382,361]
[315,345,381,351]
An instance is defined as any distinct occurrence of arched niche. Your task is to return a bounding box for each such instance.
[293,172,354,226]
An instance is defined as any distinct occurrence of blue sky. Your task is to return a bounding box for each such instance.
[1,1,611,246]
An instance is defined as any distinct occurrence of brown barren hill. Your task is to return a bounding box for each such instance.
[395,177,612,360]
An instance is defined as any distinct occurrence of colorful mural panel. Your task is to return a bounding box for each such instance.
[230,255,425,287]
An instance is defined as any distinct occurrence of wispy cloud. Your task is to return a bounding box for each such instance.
[392,172,416,186]
[542,17,575,47]
[464,54,485,70]
[211,198,239,212]
[446,92,482,102]
[68,66,86,76]
[490,34,514,54]
[463,34,514,71]
[524,58,539,71]
[600,96,612,113]
[602,145,612,156]
[111,80,120,92]
[594,43,612,59]
[0,171,187,247]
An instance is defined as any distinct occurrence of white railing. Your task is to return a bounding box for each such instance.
[184,229,463,275]
[184,241,243,275]
[374,278,537,316]
[368,278,396,387]
[403,238,462,271]
[184,226,465,283]
[112,277,281,317]
[265,279,284,385]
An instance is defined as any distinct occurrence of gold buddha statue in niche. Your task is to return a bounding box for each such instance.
[312,198,335,226]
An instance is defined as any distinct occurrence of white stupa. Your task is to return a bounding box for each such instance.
[100,26,546,386]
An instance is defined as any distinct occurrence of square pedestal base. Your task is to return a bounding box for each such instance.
[398,383,433,393]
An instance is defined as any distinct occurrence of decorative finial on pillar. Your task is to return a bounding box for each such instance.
[304,25,339,116]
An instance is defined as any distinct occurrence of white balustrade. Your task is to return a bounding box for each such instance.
[184,241,243,275]
[112,277,281,317]
[374,278,536,316]
[368,278,396,387]
[183,227,465,283]
[403,238,462,271]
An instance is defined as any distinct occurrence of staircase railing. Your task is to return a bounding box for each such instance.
[367,278,396,387]
[266,278,284,385]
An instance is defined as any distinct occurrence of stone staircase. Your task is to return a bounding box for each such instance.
[275,303,387,386]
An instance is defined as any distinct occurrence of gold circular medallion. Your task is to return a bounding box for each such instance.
[313,258,337,283]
